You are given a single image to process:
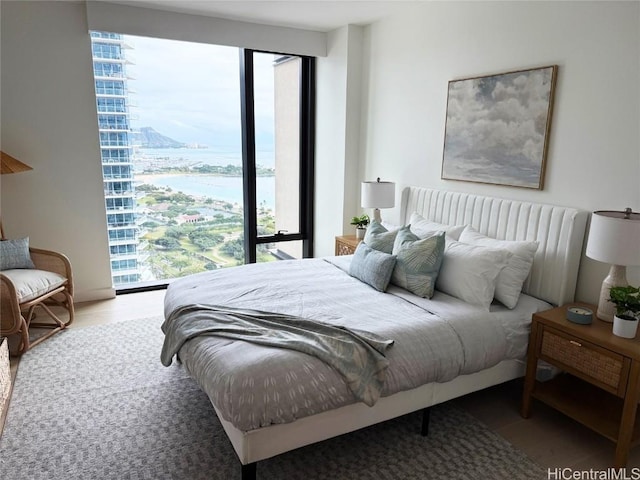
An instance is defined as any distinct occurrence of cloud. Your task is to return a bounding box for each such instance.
[125,35,275,146]
[443,68,554,187]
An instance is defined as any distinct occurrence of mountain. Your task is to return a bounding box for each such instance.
[133,127,187,148]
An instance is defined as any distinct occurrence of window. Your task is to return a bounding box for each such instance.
[241,51,315,263]
[95,80,126,96]
[91,32,314,290]
[108,228,137,242]
[101,149,130,163]
[105,197,134,211]
[92,43,123,60]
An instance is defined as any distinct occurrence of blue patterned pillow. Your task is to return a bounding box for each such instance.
[363,220,399,254]
[349,243,397,292]
[0,237,35,270]
[391,227,445,298]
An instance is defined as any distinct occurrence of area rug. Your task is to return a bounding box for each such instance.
[0,316,545,479]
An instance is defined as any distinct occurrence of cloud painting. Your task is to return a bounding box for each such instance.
[441,66,557,189]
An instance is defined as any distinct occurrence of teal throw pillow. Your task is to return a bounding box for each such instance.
[0,237,36,270]
[363,220,399,254]
[349,243,397,292]
[391,227,445,298]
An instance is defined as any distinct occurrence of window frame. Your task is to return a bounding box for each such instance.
[239,48,315,263]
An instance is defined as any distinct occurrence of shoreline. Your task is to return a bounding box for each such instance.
[134,172,242,182]
[134,172,275,212]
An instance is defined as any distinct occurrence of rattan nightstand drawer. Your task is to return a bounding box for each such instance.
[539,326,629,396]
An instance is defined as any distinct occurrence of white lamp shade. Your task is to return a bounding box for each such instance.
[361,180,395,209]
[586,210,640,266]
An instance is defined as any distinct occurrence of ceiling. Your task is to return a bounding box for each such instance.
[104,1,413,32]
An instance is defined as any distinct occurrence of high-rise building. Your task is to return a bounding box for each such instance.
[90,32,141,286]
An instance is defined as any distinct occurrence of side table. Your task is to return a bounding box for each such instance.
[521,303,640,468]
[335,235,361,256]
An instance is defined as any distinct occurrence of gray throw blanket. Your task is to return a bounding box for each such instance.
[161,304,394,406]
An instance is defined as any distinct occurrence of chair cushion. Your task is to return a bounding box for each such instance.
[2,269,67,303]
[0,237,36,270]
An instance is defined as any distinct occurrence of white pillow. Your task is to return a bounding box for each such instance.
[436,239,512,310]
[409,212,465,240]
[381,220,402,232]
[458,226,539,309]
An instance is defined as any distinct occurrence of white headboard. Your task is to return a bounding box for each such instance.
[400,187,589,307]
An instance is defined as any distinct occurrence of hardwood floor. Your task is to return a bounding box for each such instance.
[4,290,639,471]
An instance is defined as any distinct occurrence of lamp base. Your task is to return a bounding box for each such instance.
[372,208,382,223]
[596,265,628,323]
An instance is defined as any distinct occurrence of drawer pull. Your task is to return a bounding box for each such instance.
[569,340,582,347]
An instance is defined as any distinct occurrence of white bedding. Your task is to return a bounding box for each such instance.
[164,255,551,432]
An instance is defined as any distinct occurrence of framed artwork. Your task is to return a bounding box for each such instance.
[441,65,558,189]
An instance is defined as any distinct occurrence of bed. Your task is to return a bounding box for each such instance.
[162,186,588,479]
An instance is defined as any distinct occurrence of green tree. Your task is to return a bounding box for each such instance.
[136,183,160,192]
[220,237,244,260]
[153,237,180,249]
[188,229,224,251]
[172,259,190,272]
[164,226,184,239]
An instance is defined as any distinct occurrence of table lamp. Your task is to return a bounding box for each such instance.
[361,178,395,223]
[585,208,640,322]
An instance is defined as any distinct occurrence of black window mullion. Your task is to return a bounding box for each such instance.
[239,48,258,264]
[300,56,315,258]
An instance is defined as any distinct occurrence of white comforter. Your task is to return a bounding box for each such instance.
[164,256,549,432]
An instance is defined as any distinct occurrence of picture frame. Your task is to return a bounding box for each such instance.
[441,65,558,190]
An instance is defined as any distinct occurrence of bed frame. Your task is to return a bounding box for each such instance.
[216,186,589,479]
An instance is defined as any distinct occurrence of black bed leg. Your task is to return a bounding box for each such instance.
[241,462,257,480]
[421,407,431,436]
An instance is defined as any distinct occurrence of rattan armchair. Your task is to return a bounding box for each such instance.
[0,247,74,356]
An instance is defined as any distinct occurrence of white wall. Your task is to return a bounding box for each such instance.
[1,1,115,302]
[315,25,364,255]
[357,1,640,304]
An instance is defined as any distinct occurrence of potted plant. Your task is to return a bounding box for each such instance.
[350,214,370,240]
[609,285,640,338]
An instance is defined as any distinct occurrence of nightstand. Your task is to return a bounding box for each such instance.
[521,303,640,468]
[335,235,361,256]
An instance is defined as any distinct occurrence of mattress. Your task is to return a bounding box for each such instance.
[164,256,551,432]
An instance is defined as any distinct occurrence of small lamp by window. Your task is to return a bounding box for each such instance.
[361,178,395,223]
[585,208,640,322]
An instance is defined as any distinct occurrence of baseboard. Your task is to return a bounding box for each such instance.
[73,287,116,303]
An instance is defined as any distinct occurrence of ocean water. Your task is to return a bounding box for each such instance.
[135,147,276,208]
[139,174,275,209]
[137,146,274,168]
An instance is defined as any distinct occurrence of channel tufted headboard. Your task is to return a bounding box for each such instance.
[400,187,589,307]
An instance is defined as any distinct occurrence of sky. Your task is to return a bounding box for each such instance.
[124,34,275,149]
